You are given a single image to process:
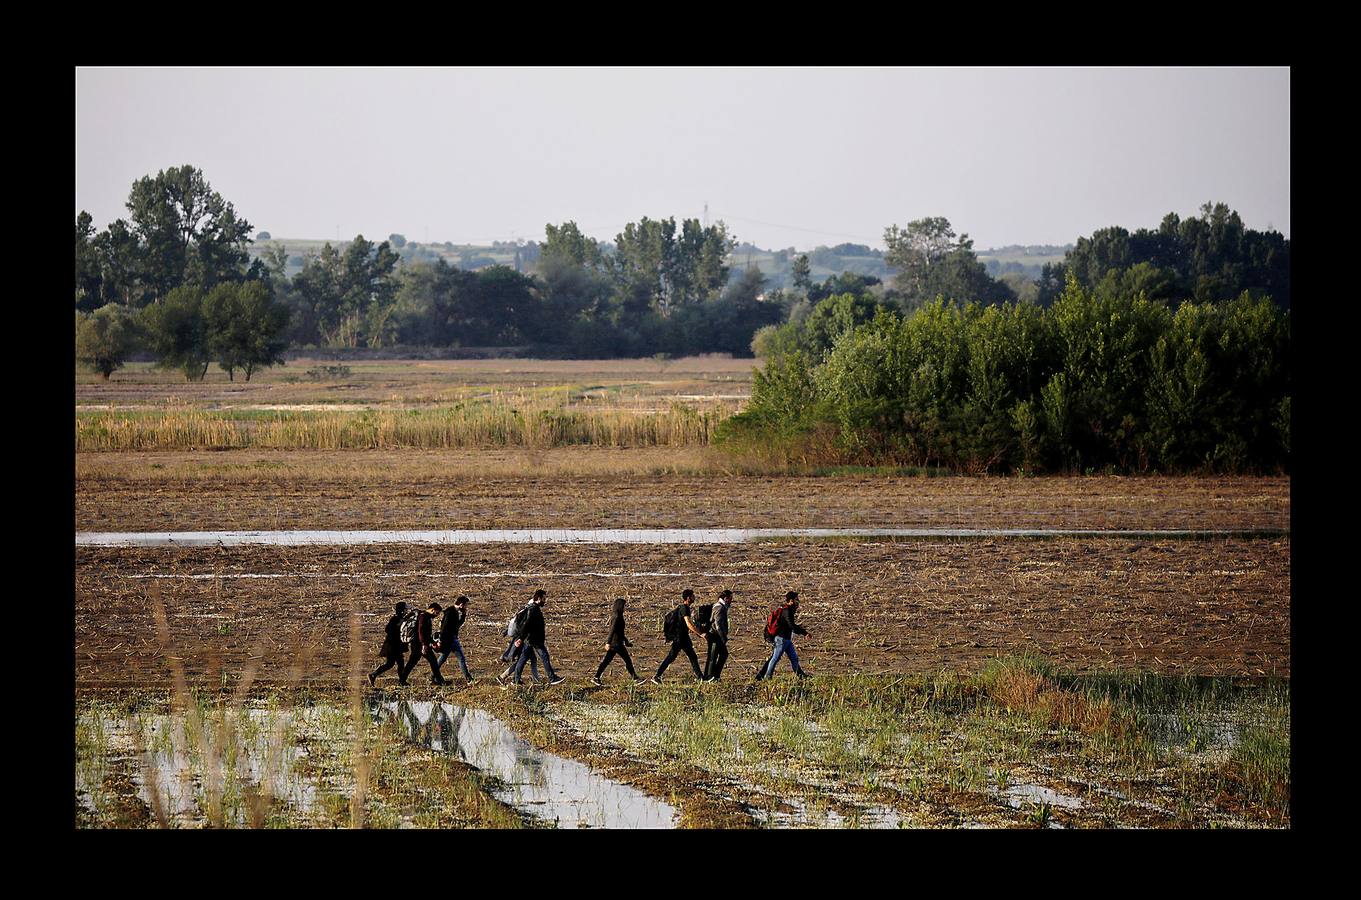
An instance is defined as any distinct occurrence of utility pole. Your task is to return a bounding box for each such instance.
[703,202,709,228]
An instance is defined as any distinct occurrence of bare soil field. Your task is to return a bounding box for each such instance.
[75,450,1291,532]
[75,356,755,409]
[75,537,1289,693]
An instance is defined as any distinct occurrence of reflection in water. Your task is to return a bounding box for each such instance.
[375,698,676,829]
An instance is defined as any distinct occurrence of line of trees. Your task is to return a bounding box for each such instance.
[724,274,1290,474]
[76,166,290,381]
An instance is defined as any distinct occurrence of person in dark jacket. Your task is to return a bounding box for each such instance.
[702,589,733,681]
[437,595,474,683]
[501,590,564,686]
[756,591,810,680]
[407,602,449,686]
[592,597,644,685]
[370,601,409,686]
[651,589,705,684]
[499,593,543,683]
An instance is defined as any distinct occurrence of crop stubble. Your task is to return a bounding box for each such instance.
[75,538,1289,692]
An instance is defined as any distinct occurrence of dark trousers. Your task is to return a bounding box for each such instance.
[407,642,447,684]
[704,634,728,679]
[371,651,406,683]
[512,642,558,683]
[655,637,703,680]
[437,638,472,680]
[596,645,639,679]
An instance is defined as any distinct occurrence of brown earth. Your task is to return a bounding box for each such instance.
[76,450,1291,532]
[75,538,1290,693]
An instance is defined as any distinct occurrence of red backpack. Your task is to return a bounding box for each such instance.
[764,606,781,642]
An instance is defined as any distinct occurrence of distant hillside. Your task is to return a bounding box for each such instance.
[250,236,1071,290]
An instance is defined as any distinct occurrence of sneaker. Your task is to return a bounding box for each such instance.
[590,677,603,687]
[633,677,646,685]
[494,673,507,686]
[466,678,477,686]
[796,670,811,679]
[549,676,566,686]
[649,677,661,685]
[368,672,377,687]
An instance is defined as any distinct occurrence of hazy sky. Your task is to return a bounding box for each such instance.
[75,67,1290,251]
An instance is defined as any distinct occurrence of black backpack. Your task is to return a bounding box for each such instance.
[692,603,714,630]
[662,606,683,641]
[510,605,532,638]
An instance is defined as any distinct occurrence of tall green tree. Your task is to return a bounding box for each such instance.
[203,281,290,381]
[143,285,212,381]
[125,165,254,300]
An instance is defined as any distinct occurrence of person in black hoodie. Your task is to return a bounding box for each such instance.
[651,589,705,684]
[592,597,644,686]
[756,591,810,680]
[370,601,409,686]
[407,602,449,686]
[501,590,564,686]
[436,595,474,683]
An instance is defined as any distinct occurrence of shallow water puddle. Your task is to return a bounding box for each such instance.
[75,527,1286,547]
[76,707,327,827]
[375,698,678,829]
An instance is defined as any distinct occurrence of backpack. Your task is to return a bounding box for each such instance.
[399,610,420,644]
[507,605,531,638]
[692,603,714,630]
[662,606,683,642]
[764,607,781,643]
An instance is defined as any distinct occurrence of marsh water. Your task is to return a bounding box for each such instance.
[373,698,677,829]
[74,527,1286,547]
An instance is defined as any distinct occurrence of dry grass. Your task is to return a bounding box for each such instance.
[76,402,737,452]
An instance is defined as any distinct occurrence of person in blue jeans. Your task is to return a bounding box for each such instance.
[502,590,565,686]
[758,591,810,680]
[436,595,474,683]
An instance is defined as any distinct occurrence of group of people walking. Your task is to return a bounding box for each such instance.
[369,588,811,688]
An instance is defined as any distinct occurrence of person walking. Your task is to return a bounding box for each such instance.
[702,589,733,681]
[651,589,705,684]
[369,601,410,686]
[592,597,644,686]
[407,602,449,686]
[499,593,543,683]
[756,591,810,680]
[500,590,565,686]
[436,595,474,684]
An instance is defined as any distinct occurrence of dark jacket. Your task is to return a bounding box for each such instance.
[379,613,404,658]
[440,607,465,644]
[773,605,808,641]
[514,603,547,646]
[412,610,435,648]
[669,603,699,644]
[606,608,631,650]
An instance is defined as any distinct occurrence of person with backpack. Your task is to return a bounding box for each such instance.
[651,589,705,684]
[592,596,645,686]
[407,602,449,686]
[499,592,543,683]
[500,589,565,686]
[756,591,810,680]
[369,601,410,686]
[436,595,474,684]
[701,589,733,682]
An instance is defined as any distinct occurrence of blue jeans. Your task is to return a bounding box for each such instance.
[502,639,540,679]
[513,642,558,683]
[437,638,472,680]
[761,636,801,678]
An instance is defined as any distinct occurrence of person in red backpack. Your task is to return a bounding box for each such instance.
[755,591,809,680]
